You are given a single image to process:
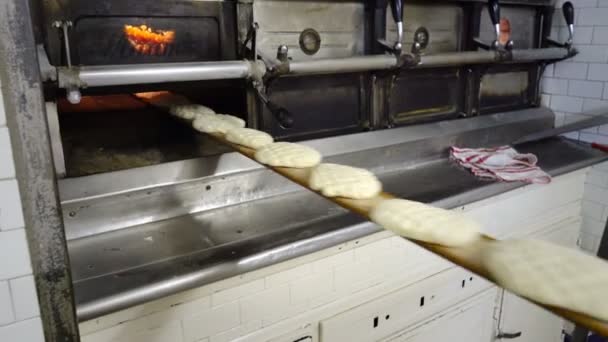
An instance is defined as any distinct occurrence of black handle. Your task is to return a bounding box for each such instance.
[267,102,293,129]
[390,0,403,23]
[496,331,522,339]
[488,0,501,26]
[562,1,574,26]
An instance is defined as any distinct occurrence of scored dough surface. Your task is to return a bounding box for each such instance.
[192,115,239,134]
[170,104,215,120]
[309,163,382,199]
[254,142,322,168]
[225,128,274,149]
[482,239,608,321]
[369,199,481,246]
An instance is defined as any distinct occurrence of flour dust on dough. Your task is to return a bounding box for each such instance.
[225,128,274,149]
[309,163,382,199]
[482,238,608,321]
[170,104,215,120]
[369,199,481,246]
[192,115,239,134]
[254,142,322,168]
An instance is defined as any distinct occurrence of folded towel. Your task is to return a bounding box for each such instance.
[450,146,551,184]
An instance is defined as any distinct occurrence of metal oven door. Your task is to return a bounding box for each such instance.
[261,73,370,141]
[387,68,466,126]
[41,0,237,66]
[478,64,540,114]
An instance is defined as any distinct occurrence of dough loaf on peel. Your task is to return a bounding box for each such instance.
[482,239,608,321]
[254,142,322,168]
[216,114,246,128]
[369,199,481,247]
[192,115,239,134]
[225,128,274,149]
[309,163,382,199]
[170,104,215,120]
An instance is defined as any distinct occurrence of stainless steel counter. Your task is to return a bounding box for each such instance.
[61,109,608,321]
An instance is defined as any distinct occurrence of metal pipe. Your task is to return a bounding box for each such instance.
[417,51,497,68]
[510,47,570,62]
[60,60,264,88]
[288,55,398,75]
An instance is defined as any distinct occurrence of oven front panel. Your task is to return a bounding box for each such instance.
[263,74,368,140]
[253,0,367,60]
[479,65,538,113]
[386,2,465,54]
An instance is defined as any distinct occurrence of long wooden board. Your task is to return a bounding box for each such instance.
[137,91,608,336]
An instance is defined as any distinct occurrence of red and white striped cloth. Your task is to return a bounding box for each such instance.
[450,146,551,184]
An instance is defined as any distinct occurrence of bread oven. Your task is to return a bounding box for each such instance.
[31,0,606,327]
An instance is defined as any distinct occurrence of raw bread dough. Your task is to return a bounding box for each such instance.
[225,128,274,149]
[170,104,215,120]
[482,239,608,321]
[309,163,382,199]
[216,114,246,128]
[369,199,480,246]
[192,115,238,134]
[254,142,322,168]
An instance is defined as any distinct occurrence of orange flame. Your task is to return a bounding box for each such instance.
[124,24,175,55]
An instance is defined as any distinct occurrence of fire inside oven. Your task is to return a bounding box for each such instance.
[72,17,220,65]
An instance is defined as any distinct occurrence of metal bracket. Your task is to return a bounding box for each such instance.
[53,20,81,104]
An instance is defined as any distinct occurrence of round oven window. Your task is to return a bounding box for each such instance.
[299,28,321,55]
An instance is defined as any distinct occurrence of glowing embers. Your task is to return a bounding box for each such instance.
[124,24,175,55]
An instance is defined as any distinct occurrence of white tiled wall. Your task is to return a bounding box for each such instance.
[0,70,44,339]
[541,0,608,252]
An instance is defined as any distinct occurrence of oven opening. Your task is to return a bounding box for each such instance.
[55,82,246,177]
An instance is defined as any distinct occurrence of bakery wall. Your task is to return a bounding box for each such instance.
[541,0,608,254]
[0,64,45,339]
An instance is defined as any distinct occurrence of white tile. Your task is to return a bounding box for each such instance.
[585,182,608,205]
[0,90,5,127]
[571,26,594,44]
[598,124,608,135]
[580,132,608,143]
[582,98,608,112]
[588,63,608,81]
[572,45,608,63]
[81,319,183,342]
[542,77,569,95]
[582,200,605,221]
[550,95,584,113]
[554,62,589,80]
[592,27,608,45]
[579,7,608,25]
[0,280,15,325]
[240,284,290,323]
[311,250,354,272]
[586,168,608,187]
[182,302,240,342]
[0,229,32,279]
[0,179,25,231]
[290,271,333,305]
[582,216,606,236]
[579,231,601,254]
[571,0,599,7]
[9,275,40,320]
[209,320,261,342]
[544,64,554,77]
[604,82,608,100]
[600,0,608,6]
[0,317,44,342]
[568,80,604,98]
[265,263,311,287]
[211,279,264,307]
[0,127,15,179]
[541,94,551,107]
